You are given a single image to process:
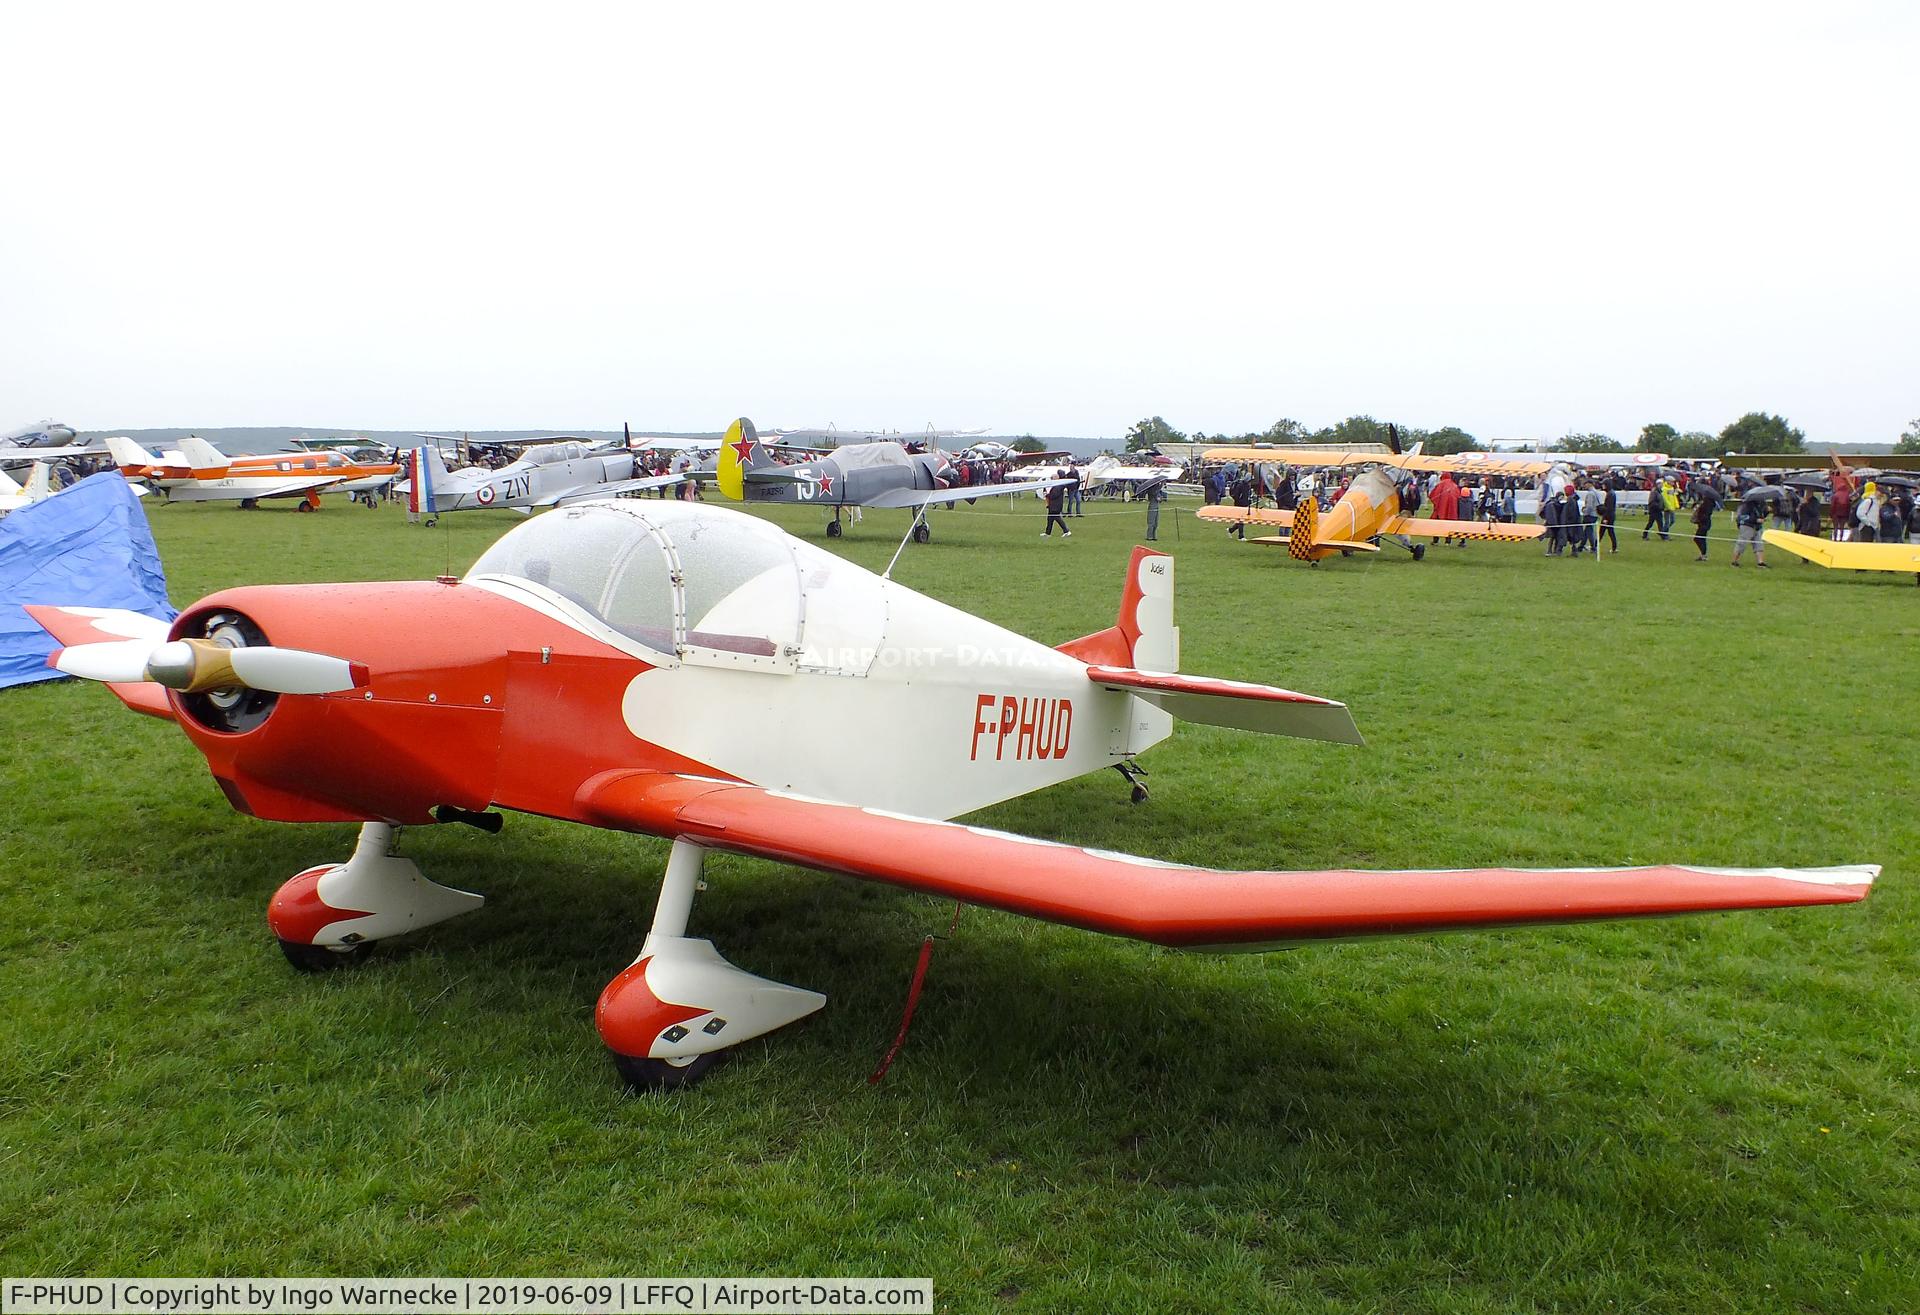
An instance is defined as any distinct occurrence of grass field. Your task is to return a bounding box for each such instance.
[1,491,1914,1313]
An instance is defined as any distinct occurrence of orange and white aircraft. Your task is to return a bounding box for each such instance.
[28,487,1874,1088]
[108,436,399,509]
[1199,445,1556,563]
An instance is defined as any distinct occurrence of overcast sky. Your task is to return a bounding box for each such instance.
[3,2,1914,442]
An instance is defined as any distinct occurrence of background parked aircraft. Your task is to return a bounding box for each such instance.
[109,436,398,509]
[1,419,110,464]
[400,440,683,519]
[1200,445,1554,562]
[715,418,1068,541]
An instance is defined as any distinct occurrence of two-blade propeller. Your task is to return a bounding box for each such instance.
[54,636,367,695]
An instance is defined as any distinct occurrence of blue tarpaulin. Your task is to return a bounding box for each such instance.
[0,473,176,690]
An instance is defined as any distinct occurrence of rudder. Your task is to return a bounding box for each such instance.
[1056,546,1180,672]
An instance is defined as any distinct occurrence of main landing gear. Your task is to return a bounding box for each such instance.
[267,822,484,970]
[595,839,825,1091]
[267,827,816,1091]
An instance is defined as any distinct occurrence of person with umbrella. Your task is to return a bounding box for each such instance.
[1879,485,1908,544]
[1855,481,1881,542]
[1793,486,1823,542]
[1226,468,1254,539]
[1141,475,1168,542]
[1732,485,1782,567]
[1691,480,1724,561]
[1043,471,1072,538]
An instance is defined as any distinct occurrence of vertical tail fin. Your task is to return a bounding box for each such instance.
[106,436,161,471]
[1055,546,1179,671]
[1289,499,1319,561]
[716,417,767,501]
[176,436,227,472]
[404,445,449,516]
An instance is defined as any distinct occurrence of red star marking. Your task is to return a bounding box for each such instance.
[730,436,755,463]
[819,476,834,496]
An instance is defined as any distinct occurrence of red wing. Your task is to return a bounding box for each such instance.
[578,773,1874,950]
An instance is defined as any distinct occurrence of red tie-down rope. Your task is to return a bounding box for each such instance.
[868,902,962,1085]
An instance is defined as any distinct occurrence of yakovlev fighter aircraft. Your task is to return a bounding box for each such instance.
[30,489,1874,1089]
[400,439,684,519]
[715,419,1069,540]
[1199,442,1556,563]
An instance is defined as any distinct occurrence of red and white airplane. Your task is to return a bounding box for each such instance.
[29,489,1875,1088]
[109,436,399,508]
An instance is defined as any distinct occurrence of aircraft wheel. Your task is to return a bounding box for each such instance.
[277,938,372,972]
[1412,545,1427,561]
[1340,548,1353,557]
[912,523,931,545]
[610,1049,729,1092]
[1130,783,1150,805]
[825,520,843,538]
[295,501,314,513]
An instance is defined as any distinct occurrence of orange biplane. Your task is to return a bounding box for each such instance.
[1198,445,1556,563]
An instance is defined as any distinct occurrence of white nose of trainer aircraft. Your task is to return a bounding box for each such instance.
[29,490,1876,1090]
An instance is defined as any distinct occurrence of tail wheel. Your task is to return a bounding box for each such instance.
[912,522,931,545]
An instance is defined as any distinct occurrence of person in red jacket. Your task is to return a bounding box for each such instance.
[1429,471,1461,546]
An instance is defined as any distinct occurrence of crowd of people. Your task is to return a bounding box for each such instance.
[1188,455,1920,566]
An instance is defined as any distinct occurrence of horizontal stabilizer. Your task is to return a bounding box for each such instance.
[578,773,1876,950]
[1087,665,1362,744]
[1251,536,1376,552]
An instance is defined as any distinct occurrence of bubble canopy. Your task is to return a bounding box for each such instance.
[466,501,808,670]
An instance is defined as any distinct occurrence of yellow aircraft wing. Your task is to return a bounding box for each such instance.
[1196,505,1293,527]
[1732,452,1920,471]
[1394,516,1546,542]
[1763,530,1920,573]
[1202,447,1552,476]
